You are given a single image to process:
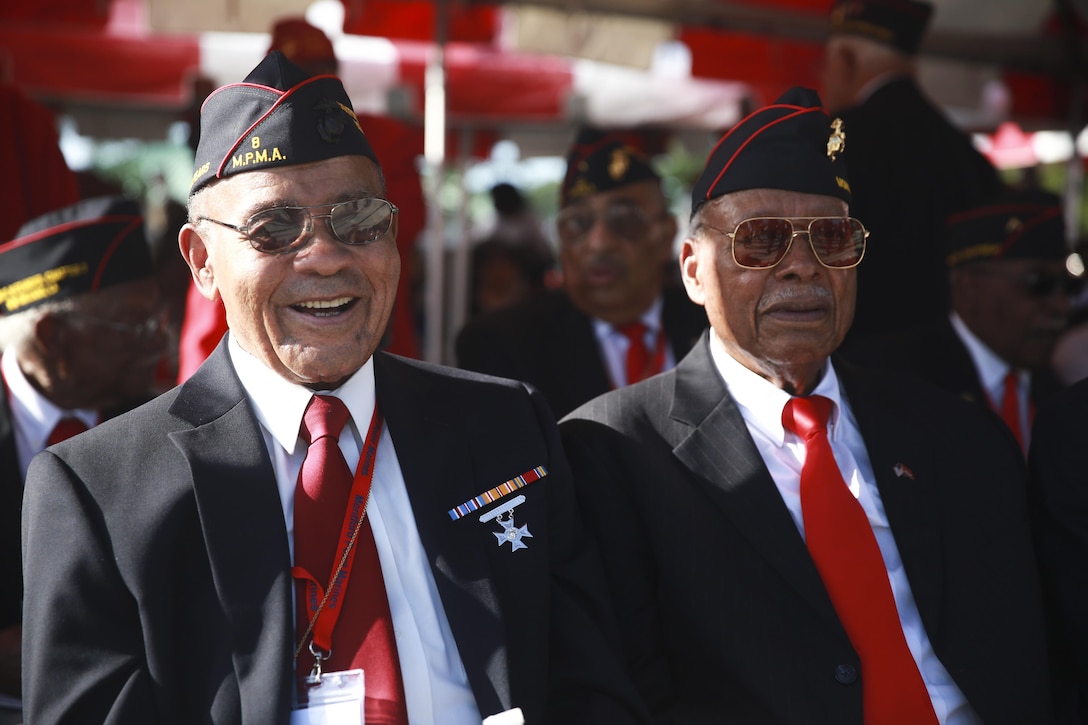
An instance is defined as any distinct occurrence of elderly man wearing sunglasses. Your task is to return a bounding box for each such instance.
[850,188,1080,457]
[558,87,1053,725]
[21,52,649,725]
[456,128,708,419]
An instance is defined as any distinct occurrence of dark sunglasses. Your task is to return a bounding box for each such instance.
[557,202,666,244]
[1020,270,1086,298]
[197,197,398,255]
[704,216,868,269]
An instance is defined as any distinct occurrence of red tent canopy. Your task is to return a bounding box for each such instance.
[0,0,1083,134]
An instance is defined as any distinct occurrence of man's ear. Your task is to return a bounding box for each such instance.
[32,311,64,353]
[838,44,860,88]
[179,222,220,302]
[680,236,706,306]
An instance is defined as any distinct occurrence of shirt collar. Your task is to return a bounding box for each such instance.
[707,332,845,446]
[949,312,1011,397]
[227,333,376,455]
[592,296,664,339]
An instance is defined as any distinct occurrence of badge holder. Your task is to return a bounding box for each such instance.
[290,666,365,725]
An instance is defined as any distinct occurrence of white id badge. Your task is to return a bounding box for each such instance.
[290,669,365,725]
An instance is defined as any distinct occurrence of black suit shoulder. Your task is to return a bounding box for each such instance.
[0,392,21,629]
[1028,377,1088,723]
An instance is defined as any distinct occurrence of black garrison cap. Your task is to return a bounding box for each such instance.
[691,87,851,216]
[829,0,934,55]
[945,189,1068,268]
[0,196,153,315]
[189,50,378,195]
[561,127,661,208]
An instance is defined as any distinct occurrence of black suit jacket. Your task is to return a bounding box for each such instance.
[560,335,1052,724]
[845,317,1064,415]
[1,378,157,633]
[1029,377,1088,723]
[0,390,21,631]
[21,341,648,725]
[454,287,708,419]
[838,77,1003,351]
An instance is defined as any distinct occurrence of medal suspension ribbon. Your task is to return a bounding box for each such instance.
[292,406,384,667]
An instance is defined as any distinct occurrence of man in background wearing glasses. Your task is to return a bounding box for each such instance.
[559,87,1052,724]
[0,195,165,722]
[21,52,647,725]
[850,189,1079,457]
[455,127,707,419]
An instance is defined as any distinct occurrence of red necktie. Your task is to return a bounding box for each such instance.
[294,395,407,724]
[618,322,651,386]
[47,417,89,445]
[782,396,937,725]
[1000,371,1026,453]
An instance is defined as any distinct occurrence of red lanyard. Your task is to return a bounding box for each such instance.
[292,405,383,659]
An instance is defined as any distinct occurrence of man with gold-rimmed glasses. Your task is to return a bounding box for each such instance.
[560,87,1052,724]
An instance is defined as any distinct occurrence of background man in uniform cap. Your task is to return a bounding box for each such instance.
[21,51,646,725]
[0,194,165,718]
[820,0,1004,351]
[455,127,707,418]
[559,87,1052,724]
[849,189,1077,455]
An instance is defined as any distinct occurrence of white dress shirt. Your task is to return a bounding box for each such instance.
[228,335,481,724]
[708,334,981,725]
[2,347,97,478]
[592,296,676,387]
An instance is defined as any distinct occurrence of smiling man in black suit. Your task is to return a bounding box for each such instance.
[21,51,646,725]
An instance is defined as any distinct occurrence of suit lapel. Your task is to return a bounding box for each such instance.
[666,339,843,633]
[374,353,509,718]
[935,321,989,406]
[837,360,945,634]
[168,343,295,722]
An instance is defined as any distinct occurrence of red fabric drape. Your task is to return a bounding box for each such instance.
[0,84,81,241]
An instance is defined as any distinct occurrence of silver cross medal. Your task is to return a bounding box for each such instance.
[480,494,532,551]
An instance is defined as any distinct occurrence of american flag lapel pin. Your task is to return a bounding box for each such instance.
[893,462,915,480]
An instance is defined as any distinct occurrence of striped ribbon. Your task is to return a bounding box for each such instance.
[447,466,548,520]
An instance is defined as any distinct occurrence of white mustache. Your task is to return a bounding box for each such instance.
[758,285,834,311]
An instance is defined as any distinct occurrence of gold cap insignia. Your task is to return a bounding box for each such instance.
[1005,217,1023,234]
[609,148,631,181]
[827,118,846,161]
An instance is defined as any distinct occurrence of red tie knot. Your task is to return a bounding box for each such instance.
[301,395,351,444]
[782,395,834,441]
[616,321,649,344]
[1003,370,1020,401]
[47,417,90,446]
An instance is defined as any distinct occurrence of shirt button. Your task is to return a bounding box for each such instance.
[834,664,858,684]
